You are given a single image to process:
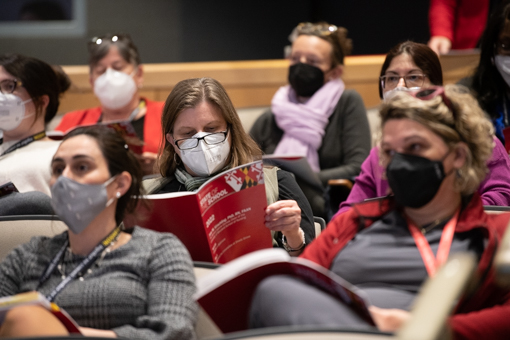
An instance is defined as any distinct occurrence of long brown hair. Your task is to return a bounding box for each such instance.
[159,77,262,177]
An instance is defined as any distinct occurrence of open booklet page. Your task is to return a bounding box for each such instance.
[195,248,374,333]
[0,291,80,333]
[47,121,144,154]
[133,160,273,263]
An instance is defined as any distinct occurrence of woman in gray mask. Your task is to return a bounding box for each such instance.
[55,33,163,175]
[146,77,315,256]
[249,85,510,339]
[249,22,371,219]
[0,126,197,339]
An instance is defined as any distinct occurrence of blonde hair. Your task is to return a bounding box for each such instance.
[159,77,262,177]
[379,84,494,195]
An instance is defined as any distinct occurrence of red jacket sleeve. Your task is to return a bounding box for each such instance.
[450,298,510,340]
[429,0,457,41]
[300,208,360,269]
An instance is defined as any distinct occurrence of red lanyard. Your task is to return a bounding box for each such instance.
[406,209,459,278]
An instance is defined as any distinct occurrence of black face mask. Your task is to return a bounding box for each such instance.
[288,63,325,97]
[386,152,450,209]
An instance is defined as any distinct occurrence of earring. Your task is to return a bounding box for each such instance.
[116,192,121,198]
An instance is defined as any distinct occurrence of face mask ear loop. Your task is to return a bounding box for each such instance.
[104,175,119,208]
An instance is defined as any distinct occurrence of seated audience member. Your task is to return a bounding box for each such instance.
[0,126,197,339]
[463,0,510,150]
[55,33,163,175]
[0,54,70,195]
[249,22,371,219]
[250,85,510,339]
[337,41,510,214]
[427,0,490,54]
[144,77,315,254]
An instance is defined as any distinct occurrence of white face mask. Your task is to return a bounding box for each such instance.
[495,55,510,88]
[0,93,33,131]
[179,131,231,177]
[383,86,421,101]
[93,68,137,110]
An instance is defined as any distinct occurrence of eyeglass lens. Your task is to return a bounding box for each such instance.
[382,75,425,89]
[0,80,18,94]
[177,132,227,150]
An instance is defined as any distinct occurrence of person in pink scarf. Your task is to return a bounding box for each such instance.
[337,41,510,215]
[250,22,371,218]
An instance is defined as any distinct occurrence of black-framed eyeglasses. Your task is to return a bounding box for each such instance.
[380,74,427,90]
[0,79,23,95]
[174,129,229,150]
[410,86,456,118]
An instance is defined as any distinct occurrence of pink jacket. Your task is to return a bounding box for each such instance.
[338,137,510,214]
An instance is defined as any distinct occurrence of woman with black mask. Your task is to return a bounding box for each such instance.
[250,22,371,219]
[250,85,510,339]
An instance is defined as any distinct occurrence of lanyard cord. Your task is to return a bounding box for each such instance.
[37,226,121,302]
[0,131,46,156]
[405,209,459,278]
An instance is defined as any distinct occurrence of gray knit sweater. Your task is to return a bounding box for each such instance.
[0,227,198,340]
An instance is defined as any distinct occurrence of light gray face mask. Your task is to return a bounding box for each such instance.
[495,55,510,88]
[383,86,421,101]
[51,176,117,234]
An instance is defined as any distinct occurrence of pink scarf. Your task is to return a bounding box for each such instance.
[272,79,344,172]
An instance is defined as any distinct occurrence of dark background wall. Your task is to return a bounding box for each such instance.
[0,0,430,65]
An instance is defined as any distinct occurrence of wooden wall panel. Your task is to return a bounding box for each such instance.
[59,53,480,114]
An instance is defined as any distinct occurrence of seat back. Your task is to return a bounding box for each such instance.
[484,206,510,214]
[0,215,67,261]
[494,216,510,287]
[313,216,326,238]
[396,253,477,340]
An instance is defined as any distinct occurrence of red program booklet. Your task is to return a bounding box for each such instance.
[132,160,272,264]
[195,248,375,334]
[0,291,81,334]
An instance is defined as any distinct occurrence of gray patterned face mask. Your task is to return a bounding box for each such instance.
[51,175,117,234]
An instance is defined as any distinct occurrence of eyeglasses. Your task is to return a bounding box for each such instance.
[174,129,229,150]
[289,22,338,43]
[296,22,338,36]
[88,34,129,50]
[380,74,427,90]
[0,79,23,94]
[410,86,456,117]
